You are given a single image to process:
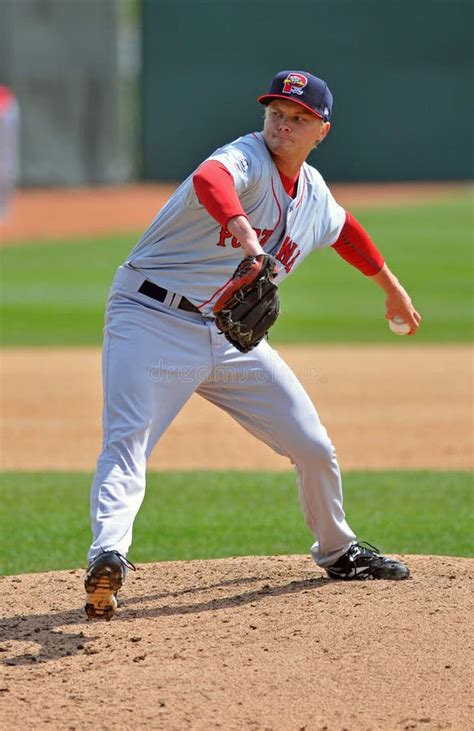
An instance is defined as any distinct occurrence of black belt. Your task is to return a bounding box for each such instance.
[138,279,200,314]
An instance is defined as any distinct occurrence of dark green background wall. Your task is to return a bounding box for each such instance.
[142,0,473,182]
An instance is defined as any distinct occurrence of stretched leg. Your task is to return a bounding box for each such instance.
[89,292,212,561]
[198,336,356,566]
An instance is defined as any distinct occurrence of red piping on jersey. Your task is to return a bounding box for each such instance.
[294,174,306,210]
[194,137,299,309]
[197,275,235,310]
[270,177,282,229]
[331,211,384,275]
[199,177,282,309]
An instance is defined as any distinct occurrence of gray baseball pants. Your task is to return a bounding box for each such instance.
[88,266,356,567]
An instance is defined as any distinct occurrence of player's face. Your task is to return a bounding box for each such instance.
[263,100,330,171]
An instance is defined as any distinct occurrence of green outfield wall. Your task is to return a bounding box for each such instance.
[141,0,473,182]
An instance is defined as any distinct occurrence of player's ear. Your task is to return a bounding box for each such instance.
[314,121,331,150]
[318,121,331,143]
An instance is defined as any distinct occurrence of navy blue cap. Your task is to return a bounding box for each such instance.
[258,70,333,121]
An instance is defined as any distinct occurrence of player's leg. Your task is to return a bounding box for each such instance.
[89,290,212,563]
[197,336,356,567]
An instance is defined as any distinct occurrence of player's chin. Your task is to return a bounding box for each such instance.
[268,140,292,157]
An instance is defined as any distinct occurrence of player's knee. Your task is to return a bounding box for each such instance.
[291,428,336,466]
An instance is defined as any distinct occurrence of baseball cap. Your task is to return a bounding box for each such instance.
[257,70,333,121]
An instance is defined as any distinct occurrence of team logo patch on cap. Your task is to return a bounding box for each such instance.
[282,73,308,96]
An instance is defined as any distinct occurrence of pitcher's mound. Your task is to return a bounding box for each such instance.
[1,554,472,729]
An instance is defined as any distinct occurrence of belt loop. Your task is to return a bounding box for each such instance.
[137,278,199,314]
[163,290,176,308]
[169,292,182,310]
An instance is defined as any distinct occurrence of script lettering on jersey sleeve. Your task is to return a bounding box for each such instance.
[216,226,274,249]
[275,235,301,273]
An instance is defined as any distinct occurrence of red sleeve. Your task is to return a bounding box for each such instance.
[331,211,385,276]
[193,160,248,228]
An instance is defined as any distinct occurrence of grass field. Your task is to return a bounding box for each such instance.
[1,197,473,345]
[0,470,471,575]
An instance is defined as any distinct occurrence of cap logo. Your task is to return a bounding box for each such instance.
[282,73,308,96]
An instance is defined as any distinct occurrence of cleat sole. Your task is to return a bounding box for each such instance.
[84,574,121,621]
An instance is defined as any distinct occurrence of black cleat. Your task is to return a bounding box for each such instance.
[326,542,410,581]
[84,550,136,620]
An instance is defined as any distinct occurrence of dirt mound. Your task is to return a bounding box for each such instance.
[0,554,472,729]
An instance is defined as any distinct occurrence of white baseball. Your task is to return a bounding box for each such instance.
[389,315,411,335]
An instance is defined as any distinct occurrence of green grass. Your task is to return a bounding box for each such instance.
[0,470,471,575]
[0,232,134,345]
[1,197,472,345]
[273,197,474,343]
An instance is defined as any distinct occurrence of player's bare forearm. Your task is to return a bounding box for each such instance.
[370,263,422,335]
[227,215,265,258]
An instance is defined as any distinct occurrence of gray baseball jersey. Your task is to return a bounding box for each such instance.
[126,131,345,315]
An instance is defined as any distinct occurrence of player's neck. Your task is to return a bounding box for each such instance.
[278,168,299,198]
[272,156,303,180]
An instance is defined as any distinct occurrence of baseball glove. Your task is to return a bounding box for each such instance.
[212,254,280,352]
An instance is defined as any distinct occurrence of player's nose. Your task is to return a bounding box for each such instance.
[278,116,291,131]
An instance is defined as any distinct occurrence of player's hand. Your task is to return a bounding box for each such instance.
[384,288,421,336]
[370,263,422,336]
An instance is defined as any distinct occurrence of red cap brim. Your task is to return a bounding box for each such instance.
[257,94,324,120]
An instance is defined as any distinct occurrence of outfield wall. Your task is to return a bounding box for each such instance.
[1,0,471,185]
[0,0,137,185]
[141,0,473,182]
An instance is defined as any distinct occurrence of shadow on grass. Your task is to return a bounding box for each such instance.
[1,574,329,666]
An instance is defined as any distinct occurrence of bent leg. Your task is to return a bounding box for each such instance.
[198,338,355,566]
[89,293,211,561]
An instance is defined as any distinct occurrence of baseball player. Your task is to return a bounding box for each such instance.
[84,70,421,620]
[0,85,19,221]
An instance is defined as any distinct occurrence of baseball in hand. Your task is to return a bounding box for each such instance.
[389,315,411,335]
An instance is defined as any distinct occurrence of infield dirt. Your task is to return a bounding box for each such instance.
[1,344,472,471]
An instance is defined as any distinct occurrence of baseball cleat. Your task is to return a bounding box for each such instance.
[325,542,410,581]
[84,550,135,620]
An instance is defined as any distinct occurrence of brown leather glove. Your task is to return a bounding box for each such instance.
[212,254,280,352]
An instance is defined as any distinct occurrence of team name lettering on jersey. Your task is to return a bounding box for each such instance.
[216,226,274,249]
[275,235,301,273]
[127,132,345,312]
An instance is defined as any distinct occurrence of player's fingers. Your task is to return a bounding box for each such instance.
[385,306,399,320]
[389,305,421,325]
[407,314,422,335]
